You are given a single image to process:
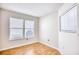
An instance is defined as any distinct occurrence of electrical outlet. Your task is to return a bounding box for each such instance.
[26,38,28,40]
[48,39,50,41]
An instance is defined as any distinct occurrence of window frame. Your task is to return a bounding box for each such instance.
[9,17,35,40]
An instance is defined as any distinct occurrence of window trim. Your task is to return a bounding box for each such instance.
[9,17,35,40]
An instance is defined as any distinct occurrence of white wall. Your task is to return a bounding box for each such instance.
[0,8,39,50]
[39,12,58,48]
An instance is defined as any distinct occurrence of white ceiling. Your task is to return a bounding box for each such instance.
[0,3,63,17]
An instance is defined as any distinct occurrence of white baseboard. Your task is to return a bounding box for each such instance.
[39,41,63,54]
[0,41,38,51]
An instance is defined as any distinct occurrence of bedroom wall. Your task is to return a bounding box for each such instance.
[39,12,58,48]
[0,8,39,50]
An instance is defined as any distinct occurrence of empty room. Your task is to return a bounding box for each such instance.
[0,3,79,55]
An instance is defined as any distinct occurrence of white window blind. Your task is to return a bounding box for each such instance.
[60,6,77,33]
[9,17,35,40]
[25,20,34,38]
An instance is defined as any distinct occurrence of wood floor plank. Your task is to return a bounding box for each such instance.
[0,42,61,55]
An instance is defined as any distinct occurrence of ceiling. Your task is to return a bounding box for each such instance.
[0,3,63,17]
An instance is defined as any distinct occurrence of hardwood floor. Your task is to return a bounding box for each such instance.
[0,42,61,55]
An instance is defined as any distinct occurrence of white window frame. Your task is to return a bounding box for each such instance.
[9,17,35,40]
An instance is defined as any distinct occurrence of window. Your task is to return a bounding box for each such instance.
[9,17,24,40]
[25,20,34,38]
[60,6,77,33]
[9,17,35,40]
